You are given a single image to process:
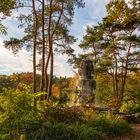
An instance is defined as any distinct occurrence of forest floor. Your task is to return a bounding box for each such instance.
[115,124,140,140]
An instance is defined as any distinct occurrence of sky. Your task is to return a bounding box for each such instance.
[0,0,109,77]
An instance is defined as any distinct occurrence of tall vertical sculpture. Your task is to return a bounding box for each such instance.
[77,59,96,104]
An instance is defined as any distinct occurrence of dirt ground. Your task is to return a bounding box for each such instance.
[115,124,140,140]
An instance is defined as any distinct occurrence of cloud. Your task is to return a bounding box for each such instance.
[0,38,74,76]
[53,54,74,77]
[0,40,32,74]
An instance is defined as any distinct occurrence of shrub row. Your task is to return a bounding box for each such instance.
[25,122,106,140]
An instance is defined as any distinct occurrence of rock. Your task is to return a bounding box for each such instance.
[76,59,96,105]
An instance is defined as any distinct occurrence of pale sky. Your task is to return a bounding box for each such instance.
[0,0,109,77]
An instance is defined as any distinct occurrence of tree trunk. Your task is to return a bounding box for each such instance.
[45,0,52,97]
[112,68,116,98]
[92,43,97,76]
[44,51,51,93]
[110,30,119,99]
[120,43,132,101]
[40,0,45,92]
[47,50,54,101]
[114,55,119,99]
[32,0,38,106]
[45,0,63,101]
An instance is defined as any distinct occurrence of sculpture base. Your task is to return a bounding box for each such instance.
[77,79,96,105]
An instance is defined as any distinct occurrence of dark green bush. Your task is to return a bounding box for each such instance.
[44,106,83,123]
[135,113,140,123]
[89,113,131,137]
[120,100,140,113]
[25,112,131,140]
[25,122,106,140]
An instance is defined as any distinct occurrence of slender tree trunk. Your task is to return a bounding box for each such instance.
[47,1,64,100]
[112,68,116,98]
[45,1,64,100]
[92,43,97,76]
[47,50,53,101]
[114,55,119,99]
[110,30,119,99]
[40,0,45,92]
[45,0,52,96]
[44,44,52,98]
[120,43,132,101]
[32,0,38,106]
[45,51,51,92]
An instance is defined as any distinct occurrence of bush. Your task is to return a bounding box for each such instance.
[89,113,131,138]
[25,112,131,140]
[119,100,140,113]
[0,84,39,140]
[135,113,140,123]
[0,85,131,140]
[44,106,84,123]
[25,122,106,140]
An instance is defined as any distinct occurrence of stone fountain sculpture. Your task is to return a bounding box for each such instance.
[76,59,96,105]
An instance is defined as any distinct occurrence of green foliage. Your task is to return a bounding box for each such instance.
[0,23,7,35]
[25,109,131,140]
[89,113,131,138]
[95,75,114,106]
[0,84,39,139]
[119,73,140,113]
[0,0,15,15]
[0,73,41,92]
[0,75,11,92]
[25,122,105,140]
[4,38,22,55]
[0,87,131,140]
[119,100,140,113]
[43,106,83,123]
[0,0,15,35]
[59,88,70,105]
